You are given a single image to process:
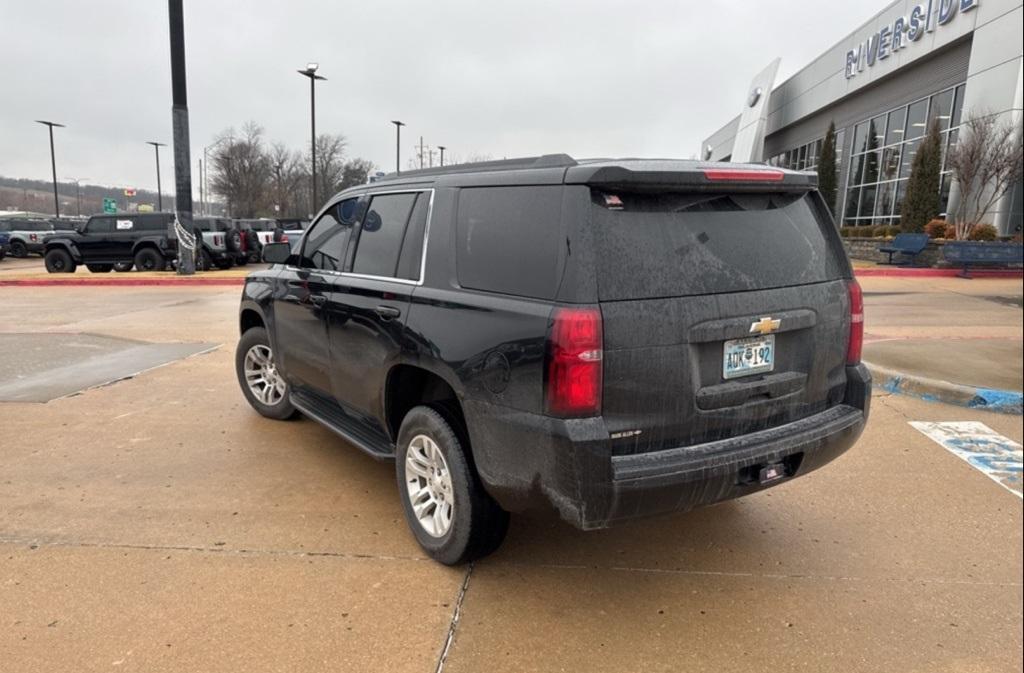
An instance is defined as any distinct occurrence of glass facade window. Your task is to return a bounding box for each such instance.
[840,83,965,226]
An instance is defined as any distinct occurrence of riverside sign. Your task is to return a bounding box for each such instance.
[845,0,978,79]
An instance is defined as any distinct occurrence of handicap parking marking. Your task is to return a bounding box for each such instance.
[910,421,1023,498]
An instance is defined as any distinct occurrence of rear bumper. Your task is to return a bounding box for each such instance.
[467,364,871,530]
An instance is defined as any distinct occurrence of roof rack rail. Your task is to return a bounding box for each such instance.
[375,153,577,181]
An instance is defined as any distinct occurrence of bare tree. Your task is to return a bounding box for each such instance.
[210,122,272,217]
[268,142,307,218]
[946,110,1024,239]
[311,133,347,208]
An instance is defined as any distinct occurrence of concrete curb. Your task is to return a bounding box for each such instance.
[853,267,1022,278]
[865,361,1023,415]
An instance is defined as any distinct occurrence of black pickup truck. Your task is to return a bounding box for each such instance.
[43,213,178,273]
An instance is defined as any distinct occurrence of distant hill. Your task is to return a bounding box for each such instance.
[0,176,221,217]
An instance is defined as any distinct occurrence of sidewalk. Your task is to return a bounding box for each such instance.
[861,275,1023,412]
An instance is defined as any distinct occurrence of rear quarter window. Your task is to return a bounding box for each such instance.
[591,191,846,300]
[456,186,563,299]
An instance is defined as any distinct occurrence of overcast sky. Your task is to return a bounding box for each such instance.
[1,0,886,193]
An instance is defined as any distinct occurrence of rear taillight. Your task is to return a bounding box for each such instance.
[214,235,223,246]
[847,280,864,364]
[545,307,603,417]
[281,234,289,243]
[703,168,784,182]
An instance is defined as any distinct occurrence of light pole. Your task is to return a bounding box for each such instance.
[146,141,166,210]
[66,177,88,217]
[298,63,326,211]
[438,145,446,167]
[36,120,65,217]
[167,0,196,275]
[391,120,405,173]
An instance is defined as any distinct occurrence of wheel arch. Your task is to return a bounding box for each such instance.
[44,240,81,262]
[384,364,469,448]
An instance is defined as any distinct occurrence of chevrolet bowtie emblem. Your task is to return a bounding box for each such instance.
[750,317,781,335]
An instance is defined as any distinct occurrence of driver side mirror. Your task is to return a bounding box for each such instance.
[262,242,291,264]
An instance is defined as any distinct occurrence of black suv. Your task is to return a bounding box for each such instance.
[235,156,870,565]
[44,213,177,273]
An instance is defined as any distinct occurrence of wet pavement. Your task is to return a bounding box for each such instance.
[862,276,1023,391]
[0,283,1021,672]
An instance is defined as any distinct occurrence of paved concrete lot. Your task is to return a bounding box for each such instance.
[1,281,1021,672]
[862,276,1024,390]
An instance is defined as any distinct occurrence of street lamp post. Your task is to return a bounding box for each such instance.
[36,120,65,217]
[438,145,446,167]
[391,120,405,173]
[298,63,326,212]
[146,141,166,211]
[67,177,88,217]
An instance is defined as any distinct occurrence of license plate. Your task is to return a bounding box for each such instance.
[723,335,775,380]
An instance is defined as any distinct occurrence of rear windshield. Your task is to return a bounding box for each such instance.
[590,190,846,301]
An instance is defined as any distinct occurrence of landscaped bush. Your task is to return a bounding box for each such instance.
[967,223,998,241]
[924,219,947,238]
[944,224,957,239]
[872,225,890,238]
[884,226,901,238]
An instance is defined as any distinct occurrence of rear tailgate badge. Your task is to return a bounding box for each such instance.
[749,316,781,335]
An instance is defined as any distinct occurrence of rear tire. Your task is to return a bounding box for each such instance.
[44,248,76,273]
[133,247,165,272]
[235,327,298,420]
[86,264,113,273]
[10,240,28,258]
[396,406,509,565]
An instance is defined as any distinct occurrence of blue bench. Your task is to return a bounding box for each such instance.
[878,233,930,266]
[943,241,1023,278]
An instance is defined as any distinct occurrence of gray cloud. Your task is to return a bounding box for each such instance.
[1,0,884,194]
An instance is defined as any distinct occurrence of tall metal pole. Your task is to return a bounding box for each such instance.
[438,145,446,167]
[298,64,326,213]
[310,75,317,210]
[391,120,404,173]
[168,0,195,274]
[147,141,166,211]
[36,120,64,217]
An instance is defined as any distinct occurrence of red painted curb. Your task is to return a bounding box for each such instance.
[0,277,245,287]
[853,267,1022,278]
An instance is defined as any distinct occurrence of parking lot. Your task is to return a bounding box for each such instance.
[0,272,1021,673]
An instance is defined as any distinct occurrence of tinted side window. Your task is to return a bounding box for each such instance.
[300,198,359,271]
[456,186,563,299]
[352,193,417,277]
[396,193,430,281]
[139,218,167,231]
[88,218,114,233]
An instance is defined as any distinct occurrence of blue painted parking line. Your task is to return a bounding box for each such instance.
[910,422,1023,498]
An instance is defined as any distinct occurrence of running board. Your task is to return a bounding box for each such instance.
[290,387,395,461]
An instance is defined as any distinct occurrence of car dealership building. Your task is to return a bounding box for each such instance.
[702,0,1023,234]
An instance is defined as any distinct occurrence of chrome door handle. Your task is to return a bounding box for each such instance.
[374,305,401,320]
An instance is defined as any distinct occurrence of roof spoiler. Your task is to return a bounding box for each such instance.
[566,163,817,192]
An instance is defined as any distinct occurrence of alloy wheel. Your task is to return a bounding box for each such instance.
[404,434,455,537]
[243,344,285,406]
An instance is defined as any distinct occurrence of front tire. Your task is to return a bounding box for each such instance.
[133,247,165,272]
[235,327,297,420]
[396,406,509,565]
[44,248,76,273]
[10,240,28,258]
